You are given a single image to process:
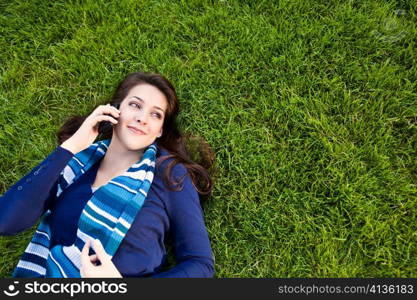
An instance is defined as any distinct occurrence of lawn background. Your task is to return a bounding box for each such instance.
[0,0,416,277]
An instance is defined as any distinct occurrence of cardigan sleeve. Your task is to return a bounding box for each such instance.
[0,146,74,235]
[150,163,215,278]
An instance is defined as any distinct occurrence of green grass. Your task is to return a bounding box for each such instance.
[1,0,416,277]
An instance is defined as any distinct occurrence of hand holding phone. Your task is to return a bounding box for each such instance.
[61,104,120,154]
[98,103,120,134]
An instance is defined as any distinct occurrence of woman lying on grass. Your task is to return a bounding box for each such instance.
[0,72,215,278]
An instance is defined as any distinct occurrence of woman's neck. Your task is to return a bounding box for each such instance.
[99,138,144,175]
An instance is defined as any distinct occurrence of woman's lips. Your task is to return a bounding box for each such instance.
[127,126,146,135]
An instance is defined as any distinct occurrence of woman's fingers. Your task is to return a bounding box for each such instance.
[94,115,119,124]
[89,104,120,128]
[80,240,92,268]
[92,239,110,263]
[80,239,122,278]
[89,254,98,263]
[93,104,120,118]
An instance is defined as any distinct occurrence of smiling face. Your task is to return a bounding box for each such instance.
[112,83,168,151]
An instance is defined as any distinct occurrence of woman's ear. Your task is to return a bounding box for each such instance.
[157,130,162,138]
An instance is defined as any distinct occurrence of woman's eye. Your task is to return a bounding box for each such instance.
[130,102,141,109]
[130,102,162,119]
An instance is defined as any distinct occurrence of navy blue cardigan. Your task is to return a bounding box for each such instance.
[0,145,214,278]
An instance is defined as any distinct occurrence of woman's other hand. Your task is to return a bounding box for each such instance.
[80,238,122,278]
[61,104,120,154]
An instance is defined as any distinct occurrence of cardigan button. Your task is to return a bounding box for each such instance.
[17,186,23,190]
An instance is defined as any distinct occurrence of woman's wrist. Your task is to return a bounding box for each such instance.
[60,140,80,155]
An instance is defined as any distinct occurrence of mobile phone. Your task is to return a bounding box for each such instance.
[98,103,120,134]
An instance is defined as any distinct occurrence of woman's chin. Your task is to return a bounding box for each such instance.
[124,139,154,152]
[112,131,155,152]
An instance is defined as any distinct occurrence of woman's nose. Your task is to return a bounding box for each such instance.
[135,110,148,124]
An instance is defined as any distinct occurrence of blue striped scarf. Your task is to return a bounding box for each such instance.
[12,139,157,278]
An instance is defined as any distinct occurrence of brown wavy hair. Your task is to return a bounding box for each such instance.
[57,72,214,200]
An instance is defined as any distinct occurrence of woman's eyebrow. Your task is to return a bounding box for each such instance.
[131,96,165,113]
